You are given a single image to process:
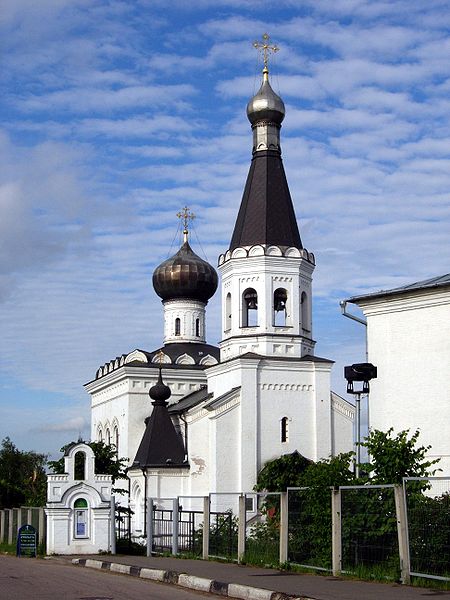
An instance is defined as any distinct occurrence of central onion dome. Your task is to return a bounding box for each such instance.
[153,236,218,304]
[246,67,285,126]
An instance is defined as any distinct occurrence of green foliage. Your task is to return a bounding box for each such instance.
[0,437,47,508]
[361,428,440,484]
[254,451,312,492]
[48,440,128,486]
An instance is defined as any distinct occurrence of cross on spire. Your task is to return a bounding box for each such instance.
[177,206,195,242]
[253,33,279,71]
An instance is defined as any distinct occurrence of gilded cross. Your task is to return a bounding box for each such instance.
[253,33,279,69]
[177,206,195,233]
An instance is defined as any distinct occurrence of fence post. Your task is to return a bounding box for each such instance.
[8,509,13,544]
[0,510,4,543]
[27,508,32,526]
[172,498,179,555]
[279,492,288,565]
[17,507,22,532]
[38,508,45,545]
[394,484,410,585]
[238,494,246,564]
[331,487,342,576]
[146,498,153,557]
[110,496,116,555]
[202,496,210,560]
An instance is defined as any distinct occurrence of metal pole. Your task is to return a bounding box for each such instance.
[202,496,209,560]
[355,393,361,478]
[172,498,179,555]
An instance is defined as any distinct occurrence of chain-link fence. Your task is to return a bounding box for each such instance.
[287,487,332,570]
[404,477,450,581]
[208,493,239,560]
[341,484,399,579]
[244,492,280,566]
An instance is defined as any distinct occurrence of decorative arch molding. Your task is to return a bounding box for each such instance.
[151,352,171,364]
[199,354,218,366]
[231,247,247,259]
[125,350,148,364]
[248,244,265,257]
[266,245,283,256]
[285,247,301,258]
[175,353,196,365]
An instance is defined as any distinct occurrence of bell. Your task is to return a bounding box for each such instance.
[247,297,258,310]
[274,299,286,312]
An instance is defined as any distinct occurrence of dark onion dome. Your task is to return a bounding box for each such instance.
[153,239,218,303]
[149,369,171,405]
[246,67,285,126]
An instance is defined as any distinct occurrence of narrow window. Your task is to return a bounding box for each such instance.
[175,317,181,336]
[242,288,258,327]
[114,426,119,454]
[274,288,287,326]
[281,417,289,443]
[97,427,103,442]
[225,293,232,330]
[74,451,86,480]
[195,318,200,337]
[301,292,310,332]
[74,498,88,538]
[105,428,111,445]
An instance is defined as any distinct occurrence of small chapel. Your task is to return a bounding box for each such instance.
[85,41,354,532]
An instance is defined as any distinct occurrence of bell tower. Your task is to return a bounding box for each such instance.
[219,35,316,361]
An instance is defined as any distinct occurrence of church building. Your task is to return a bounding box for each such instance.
[85,46,354,530]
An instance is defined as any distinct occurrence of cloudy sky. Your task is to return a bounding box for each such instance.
[1,0,450,458]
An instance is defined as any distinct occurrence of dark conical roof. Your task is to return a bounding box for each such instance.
[229,149,303,251]
[153,239,218,303]
[133,371,187,468]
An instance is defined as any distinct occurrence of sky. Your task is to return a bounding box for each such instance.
[1,0,450,459]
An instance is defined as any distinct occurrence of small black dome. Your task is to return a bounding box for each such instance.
[149,370,171,405]
[153,240,218,303]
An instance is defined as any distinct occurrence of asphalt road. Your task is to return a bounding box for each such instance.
[0,555,208,600]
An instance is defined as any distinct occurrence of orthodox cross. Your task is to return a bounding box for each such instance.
[177,206,195,241]
[253,33,279,69]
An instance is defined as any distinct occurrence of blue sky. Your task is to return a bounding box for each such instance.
[1,0,450,459]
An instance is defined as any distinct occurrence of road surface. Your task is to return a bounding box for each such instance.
[0,555,208,600]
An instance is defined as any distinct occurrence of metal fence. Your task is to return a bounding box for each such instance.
[287,487,332,570]
[404,477,450,582]
[208,493,239,560]
[341,484,399,578]
[245,492,280,566]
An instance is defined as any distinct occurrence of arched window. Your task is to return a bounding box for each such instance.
[113,425,119,454]
[225,293,232,330]
[97,427,103,442]
[175,317,181,336]
[105,428,111,445]
[242,288,258,327]
[195,318,200,337]
[274,288,287,326]
[281,417,289,443]
[74,498,88,538]
[301,292,310,332]
[74,451,86,480]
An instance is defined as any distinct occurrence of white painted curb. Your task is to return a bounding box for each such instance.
[228,582,273,600]
[140,567,166,582]
[110,563,131,574]
[178,573,213,592]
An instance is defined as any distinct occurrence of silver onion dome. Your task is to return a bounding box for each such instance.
[153,239,218,304]
[246,67,285,126]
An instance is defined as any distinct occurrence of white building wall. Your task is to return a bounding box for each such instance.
[357,289,450,475]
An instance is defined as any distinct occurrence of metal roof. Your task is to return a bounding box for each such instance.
[348,273,450,303]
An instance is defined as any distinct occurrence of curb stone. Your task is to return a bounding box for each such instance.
[71,558,315,600]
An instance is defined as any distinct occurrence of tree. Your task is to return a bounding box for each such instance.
[0,437,47,508]
[254,450,312,493]
[360,428,440,484]
[48,440,128,487]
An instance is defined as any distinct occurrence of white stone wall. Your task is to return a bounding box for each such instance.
[356,288,450,475]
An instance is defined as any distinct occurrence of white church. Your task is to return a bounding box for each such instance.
[85,57,355,528]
